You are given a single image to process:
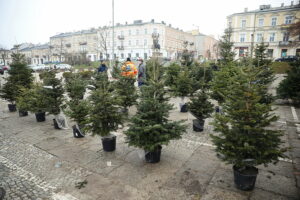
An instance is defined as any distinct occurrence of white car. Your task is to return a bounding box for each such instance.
[56,64,72,70]
[28,64,49,71]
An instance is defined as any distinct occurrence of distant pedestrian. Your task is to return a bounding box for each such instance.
[137,58,146,86]
[121,58,137,78]
[98,60,107,73]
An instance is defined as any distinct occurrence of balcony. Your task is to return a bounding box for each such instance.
[79,42,87,45]
[118,46,124,50]
[118,35,125,40]
[152,32,159,38]
[279,41,292,46]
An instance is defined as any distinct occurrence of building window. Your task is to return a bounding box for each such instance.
[241,20,246,28]
[228,21,232,28]
[144,29,147,34]
[296,49,300,57]
[271,17,277,26]
[258,18,264,27]
[240,34,246,42]
[121,31,124,36]
[281,49,287,57]
[239,48,245,57]
[121,53,124,59]
[136,53,139,58]
[267,49,273,58]
[283,32,289,42]
[269,33,275,42]
[256,33,263,42]
[285,16,293,24]
[128,53,131,58]
[153,28,157,33]
[144,39,147,46]
[136,40,139,46]
[128,40,131,46]
[128,30,131,35]
[136,29,139,35]
[144,53,147,59]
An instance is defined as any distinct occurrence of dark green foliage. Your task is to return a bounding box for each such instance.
[218,28,235,66]
[253,42,271,67]
[181,50,193,66]
[42,71,65,115]
[113,76,138,110]
[17,85,49,113]
[174,69,193,97]
[145,59,165,82]
[112,62,121,79]
[87,81,123,137]
[189,63,213,91]
[211,66,286,168]
[277,60,300,106]
[188,90,214,120]
[65,75,87,100]
[165,63,181,88]
[62,72,74,83]
[65,99,90,127]
[0,53,33,103]
[124,62,186,151]
[210,65,240,104]
[79,71,93,80]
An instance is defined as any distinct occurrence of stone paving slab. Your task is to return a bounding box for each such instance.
[0,100,300,199]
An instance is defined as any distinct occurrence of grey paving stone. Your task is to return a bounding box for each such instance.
[200,186,249,200]
[250,188,298,200]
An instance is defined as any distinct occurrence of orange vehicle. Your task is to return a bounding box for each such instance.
[121,59,137,78]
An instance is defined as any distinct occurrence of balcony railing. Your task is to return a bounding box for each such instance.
[79,42,87,45]
[279,41,292,46]
[118,46,124,50]
[118,35,125,40]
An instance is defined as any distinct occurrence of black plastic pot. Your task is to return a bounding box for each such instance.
[19,110,28,117]
[53,119,61,129]
[233,165,258,191]
[180,103,188,112]
[72,125,85,138]
[35,112,46,122]
[193,119,204,132]
[8,104,16,112]
[101,134,116,152]
[145,145,162,163]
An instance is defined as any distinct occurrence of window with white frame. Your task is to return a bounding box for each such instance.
[240,34,246,42]
[136,40,139,46]
[271,17,277,26]
[257,33,263,42]
[144,39,147,45]
[136,29,139,35]
[285,16,293,24]
[128,30,131,35]
[269,33,275,42]
[241,20,246,28]
[283,32,289,41]
[258,18,264,27]
[144,29,147,34]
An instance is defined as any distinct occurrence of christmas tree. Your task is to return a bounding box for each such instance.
[188,89,214,120]
[218,28,236,67]
[124,60,186,152]
[211,66,286,169]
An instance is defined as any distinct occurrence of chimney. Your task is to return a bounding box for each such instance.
[125,21,128,25]
[244,8,248,12]
[151,19,154,23]
[281,3,284,7]
[169,24,172,27]
[291,1,294,5]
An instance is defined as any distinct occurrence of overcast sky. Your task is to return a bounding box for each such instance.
[0,0,294,49]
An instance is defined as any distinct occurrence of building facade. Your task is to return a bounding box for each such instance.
[227,2,300,59]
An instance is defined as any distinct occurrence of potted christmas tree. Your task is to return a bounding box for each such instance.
[87,75,123,152]
[124,60,186,163]
[0,53,33,112]
[188,89,214,132]
[174,69,193,112]
[64,75,89,138]
[42,71,65,129]
[211,66,286,191]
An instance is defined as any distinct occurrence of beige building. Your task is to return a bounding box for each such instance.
[227,2,300,59]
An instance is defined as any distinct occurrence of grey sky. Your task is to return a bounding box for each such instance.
[0,0,294,49]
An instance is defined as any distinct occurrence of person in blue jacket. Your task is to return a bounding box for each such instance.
[98,60,107,72]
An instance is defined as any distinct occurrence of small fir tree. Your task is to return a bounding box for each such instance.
[42,71,65,115]
[124,61,186,152]
[188,90,214,120]
[165,63,181,89]
[0,53,33,104]
[211,66,286,169]
[218,28,236,66]
[277,60,300,106]
[65,75,87,99]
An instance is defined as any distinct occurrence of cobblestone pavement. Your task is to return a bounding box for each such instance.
[0,94,300,199]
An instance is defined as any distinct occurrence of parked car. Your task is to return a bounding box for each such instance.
[55,64,72,70]
[0,65,9,74]
[28,64,48,71]
[275,56,299,62]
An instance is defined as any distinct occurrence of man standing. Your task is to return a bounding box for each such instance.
[137,58,146,86]
[98,60,107,73]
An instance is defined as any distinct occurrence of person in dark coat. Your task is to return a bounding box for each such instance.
[98,60,107,72]
[137,58,146,87]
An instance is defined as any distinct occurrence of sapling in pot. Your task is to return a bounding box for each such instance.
[211,66,286,191]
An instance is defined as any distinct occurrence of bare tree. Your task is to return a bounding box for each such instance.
[0,46,9,65]
[98,26,109,60]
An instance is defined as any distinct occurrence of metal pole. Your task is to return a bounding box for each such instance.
[112,0,114,66]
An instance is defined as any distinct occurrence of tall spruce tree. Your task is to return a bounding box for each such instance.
[124,60,186,152]
[211,66,286,168]
[218,28,235,66]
